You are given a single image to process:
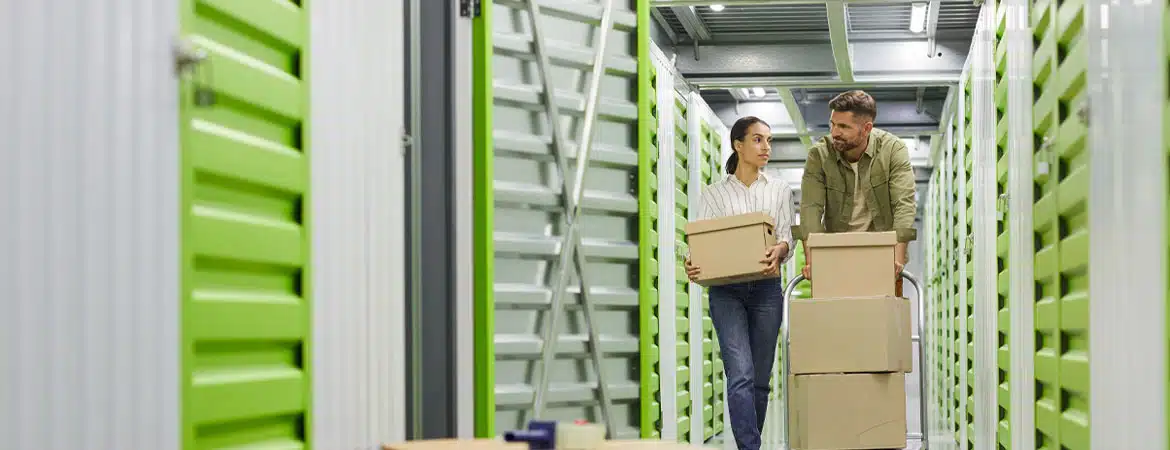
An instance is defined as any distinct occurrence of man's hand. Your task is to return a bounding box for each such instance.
[802,263,812,280]
[894,260,905,280]
[759,242,788,276]
[685,257,701,282]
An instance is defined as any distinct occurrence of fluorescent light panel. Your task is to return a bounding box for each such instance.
[910,2,928,33]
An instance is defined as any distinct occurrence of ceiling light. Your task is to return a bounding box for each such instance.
[909,3,928,33]
[709,4,725,12]
[751,87,765,97]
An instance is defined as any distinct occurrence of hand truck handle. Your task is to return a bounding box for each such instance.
[779,271,929,450]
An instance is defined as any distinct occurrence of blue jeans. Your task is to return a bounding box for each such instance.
[708,277,785,450]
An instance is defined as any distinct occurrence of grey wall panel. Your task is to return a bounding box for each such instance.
[310,0,408,446]
[0,0,181,448]
[490,0,642,438]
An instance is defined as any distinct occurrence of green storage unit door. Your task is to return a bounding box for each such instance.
[700,124,724,439]
[950,112,962,443]
[641,60,659,439]
[1032,0,1090,445]
[179,0,312,448]
[962,76,976,450]
[472,0,645,439]
[672,95,693,440]
[994,7,1012,447]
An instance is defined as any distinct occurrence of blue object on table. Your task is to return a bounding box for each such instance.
[502,420,558,449]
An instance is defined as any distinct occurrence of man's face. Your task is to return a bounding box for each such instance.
[829,110,872,153]
[735,122,773,167]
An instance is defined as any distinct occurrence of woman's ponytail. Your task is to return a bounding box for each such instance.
[725,152,739,174]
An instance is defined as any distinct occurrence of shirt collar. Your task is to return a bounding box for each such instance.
[724,170,770,187]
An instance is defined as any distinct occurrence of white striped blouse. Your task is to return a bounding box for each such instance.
[698,170,797,265]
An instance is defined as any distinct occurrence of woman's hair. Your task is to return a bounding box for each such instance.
[726,116,771,174]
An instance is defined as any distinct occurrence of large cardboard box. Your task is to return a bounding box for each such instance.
[788,373,908,450]
[684,212,778,287]
[806,231,897,298]
[789,295,912,374]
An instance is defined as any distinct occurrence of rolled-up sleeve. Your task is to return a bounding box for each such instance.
[889,143,919,242]
[799,147,828,240]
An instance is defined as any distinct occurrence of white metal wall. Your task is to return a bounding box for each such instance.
[0,1,182,449]
[1085,0,1168,446]
[310,0,407,447]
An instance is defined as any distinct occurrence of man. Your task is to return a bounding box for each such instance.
[799,90,917,295]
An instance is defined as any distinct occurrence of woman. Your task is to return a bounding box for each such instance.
[685,116,796,450]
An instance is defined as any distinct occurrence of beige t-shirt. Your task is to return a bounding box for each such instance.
[847,160,874,231]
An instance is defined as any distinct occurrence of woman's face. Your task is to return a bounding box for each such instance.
[735,122,772,169]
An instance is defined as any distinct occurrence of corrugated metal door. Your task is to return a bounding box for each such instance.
[1032,0,1091,445]
[309,0,407,447]
[701,123,726,440]
[962,74,975,450]
[178,1,312,448]
[1031,0,1090,445]
[1,1,181,448]
[474,0,645,438]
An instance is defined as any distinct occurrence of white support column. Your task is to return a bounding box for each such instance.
[686,91,706,445]
[1004,0,1035,447]
[1086,0,1168,447]
[971,3,998,450]
[654,54,679,440]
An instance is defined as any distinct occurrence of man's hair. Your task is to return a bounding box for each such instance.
[828,90,878,121]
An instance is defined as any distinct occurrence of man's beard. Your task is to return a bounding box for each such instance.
[833,138,859,152]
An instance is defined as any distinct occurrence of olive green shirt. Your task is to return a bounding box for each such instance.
[799,128,918,243]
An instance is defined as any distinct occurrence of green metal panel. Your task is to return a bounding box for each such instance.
[473,0,497,438]
[699,124,723,440]
[671,95,693,441]
[1032,0,1091,446]
[964,76,976,450]
[179,0,312,448]
[638,0,658,437]
[952,109,963,443]
[994,8,1012,448]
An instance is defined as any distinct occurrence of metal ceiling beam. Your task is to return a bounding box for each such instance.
[691,74,960,89]
[650,8,681,44]
[777,88,813,147]
[925,0,942,56]
[673,41,970,76]
[695,28,975,43]
[825,0,854,82]
[669,6,712,42]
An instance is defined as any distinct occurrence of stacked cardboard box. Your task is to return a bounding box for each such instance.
[788,231,912,450]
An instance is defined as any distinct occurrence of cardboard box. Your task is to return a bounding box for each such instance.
[788,295,912,374]
[806,231,897,298]
[684,212,779,287]
[788,373,908,450]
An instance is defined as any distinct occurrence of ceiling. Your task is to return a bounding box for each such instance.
[648,0,981,217]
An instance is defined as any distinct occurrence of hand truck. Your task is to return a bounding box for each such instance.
[779,271,927,450]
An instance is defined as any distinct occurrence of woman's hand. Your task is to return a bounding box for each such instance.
[759,242,789,275]
[685,257,701,282]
